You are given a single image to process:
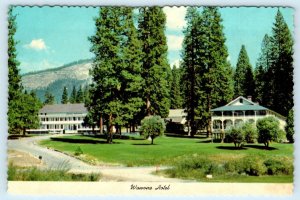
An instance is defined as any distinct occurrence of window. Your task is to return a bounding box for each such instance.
[239,98,243,103]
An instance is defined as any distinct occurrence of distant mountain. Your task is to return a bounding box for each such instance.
[22,59,93,103]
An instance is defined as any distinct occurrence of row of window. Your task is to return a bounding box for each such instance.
[212,110,267,117]
[40,117,84,122]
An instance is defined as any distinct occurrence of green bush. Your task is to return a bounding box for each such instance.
[140,115,165,144]
[285,109,294,143]
[225,126,245,148]
[257,117,281,147]
[242,156,267,176]
[166,155,293,181]
[8,163,101,181]
[242,122,258,143]
[74,146,83,156]
[264,157,293,175]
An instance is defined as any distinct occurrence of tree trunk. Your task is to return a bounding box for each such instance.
[151,136,154,145]
[146,97,151,116]
[107,114,113,144]
[99,114,103,134]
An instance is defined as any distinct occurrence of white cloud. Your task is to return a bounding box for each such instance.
[24,39,47,51]
[167,35,184,51]
[170,59,182,68]
[163,6,187,30]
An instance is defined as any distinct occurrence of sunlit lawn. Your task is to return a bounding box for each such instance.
[39,135,293,166]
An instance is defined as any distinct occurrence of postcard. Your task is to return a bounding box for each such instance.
[5,4,295,196]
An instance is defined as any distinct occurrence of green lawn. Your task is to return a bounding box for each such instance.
[39,135,293,166]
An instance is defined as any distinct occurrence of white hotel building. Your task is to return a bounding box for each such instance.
[35,103,91,134]
[211,96,286,133]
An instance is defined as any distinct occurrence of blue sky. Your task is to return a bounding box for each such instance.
[13,6,294,74]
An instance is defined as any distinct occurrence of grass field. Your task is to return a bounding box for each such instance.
[39,135,293,166]
[39,135,294,182]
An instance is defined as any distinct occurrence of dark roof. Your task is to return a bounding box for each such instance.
[211,104,268,112]
[39,103,87,114]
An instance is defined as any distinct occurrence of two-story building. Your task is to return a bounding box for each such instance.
[27,103,97,134]
[211,96,286,134]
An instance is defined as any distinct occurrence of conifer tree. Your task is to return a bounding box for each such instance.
[181,7,202,136]
[69,86,77,103]
[234,45,255,97]
[76,85,84,103]
[254,34,272,105]
[182,7,233,137]
[44,88,55,105]
[269,9,294,116]
[8,7,23,134]
[89,7,143,143]
[61,86,68,104]
[170,65,183,109]
[138,6,171,118]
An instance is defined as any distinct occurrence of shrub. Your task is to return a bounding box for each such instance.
[242,122,258,143]
[264,157,293,175]
[225,126,244,148]
[7,163,101,181]
[74,146,83,156]
[256,117,280,147]
[242,156,267,176]
[140,115,165,144]
[285,109,294,143]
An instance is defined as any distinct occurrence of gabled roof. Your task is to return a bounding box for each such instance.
[211,96,268,112]
[39,103,87,114]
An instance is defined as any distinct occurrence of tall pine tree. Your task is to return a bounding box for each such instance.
[8,7,24,134]
[44,88,55,105]
[61,86,68,104]
[269,9,293,116]
[170,65,183,109]
[182,7,233,137]
[254,34,272,105]
[234,45,255,97]
[89,7,144,143]
[69,86,77,103]
[76,85,84,103]
[181,7,202,136]
[8,7,42,134]
[138,7,171,118]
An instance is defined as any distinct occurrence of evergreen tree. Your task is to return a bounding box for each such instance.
[182,7,233,136]
[88,7,144,143]
[61,86,68,104]
[234,45,255,97]
[69,86,77,103]
[138,6,171,118]
[254,34,272,105]
[269,9,294,116]
[8,7,23,134]
[170,65,183,109]
[181,7,202,136]
[285,109,294,143]
[44,88,55,105]
[200,7,234,136]
[76,85,84,103]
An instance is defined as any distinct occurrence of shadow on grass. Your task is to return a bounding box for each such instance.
[50,137,106,144]
[165,133,206,139]
[216,146,247,150]
[244,145,278,150]
[132,143,157,146]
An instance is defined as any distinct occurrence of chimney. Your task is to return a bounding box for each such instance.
[247,96,252,101]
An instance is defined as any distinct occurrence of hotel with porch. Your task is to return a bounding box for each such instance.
[211,96,286,134]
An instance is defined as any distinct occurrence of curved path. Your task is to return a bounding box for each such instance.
[8,134,187,182]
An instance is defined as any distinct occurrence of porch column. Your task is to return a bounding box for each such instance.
[254,111,257,125]
[243,111,246,123]
[221,111,224,131]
